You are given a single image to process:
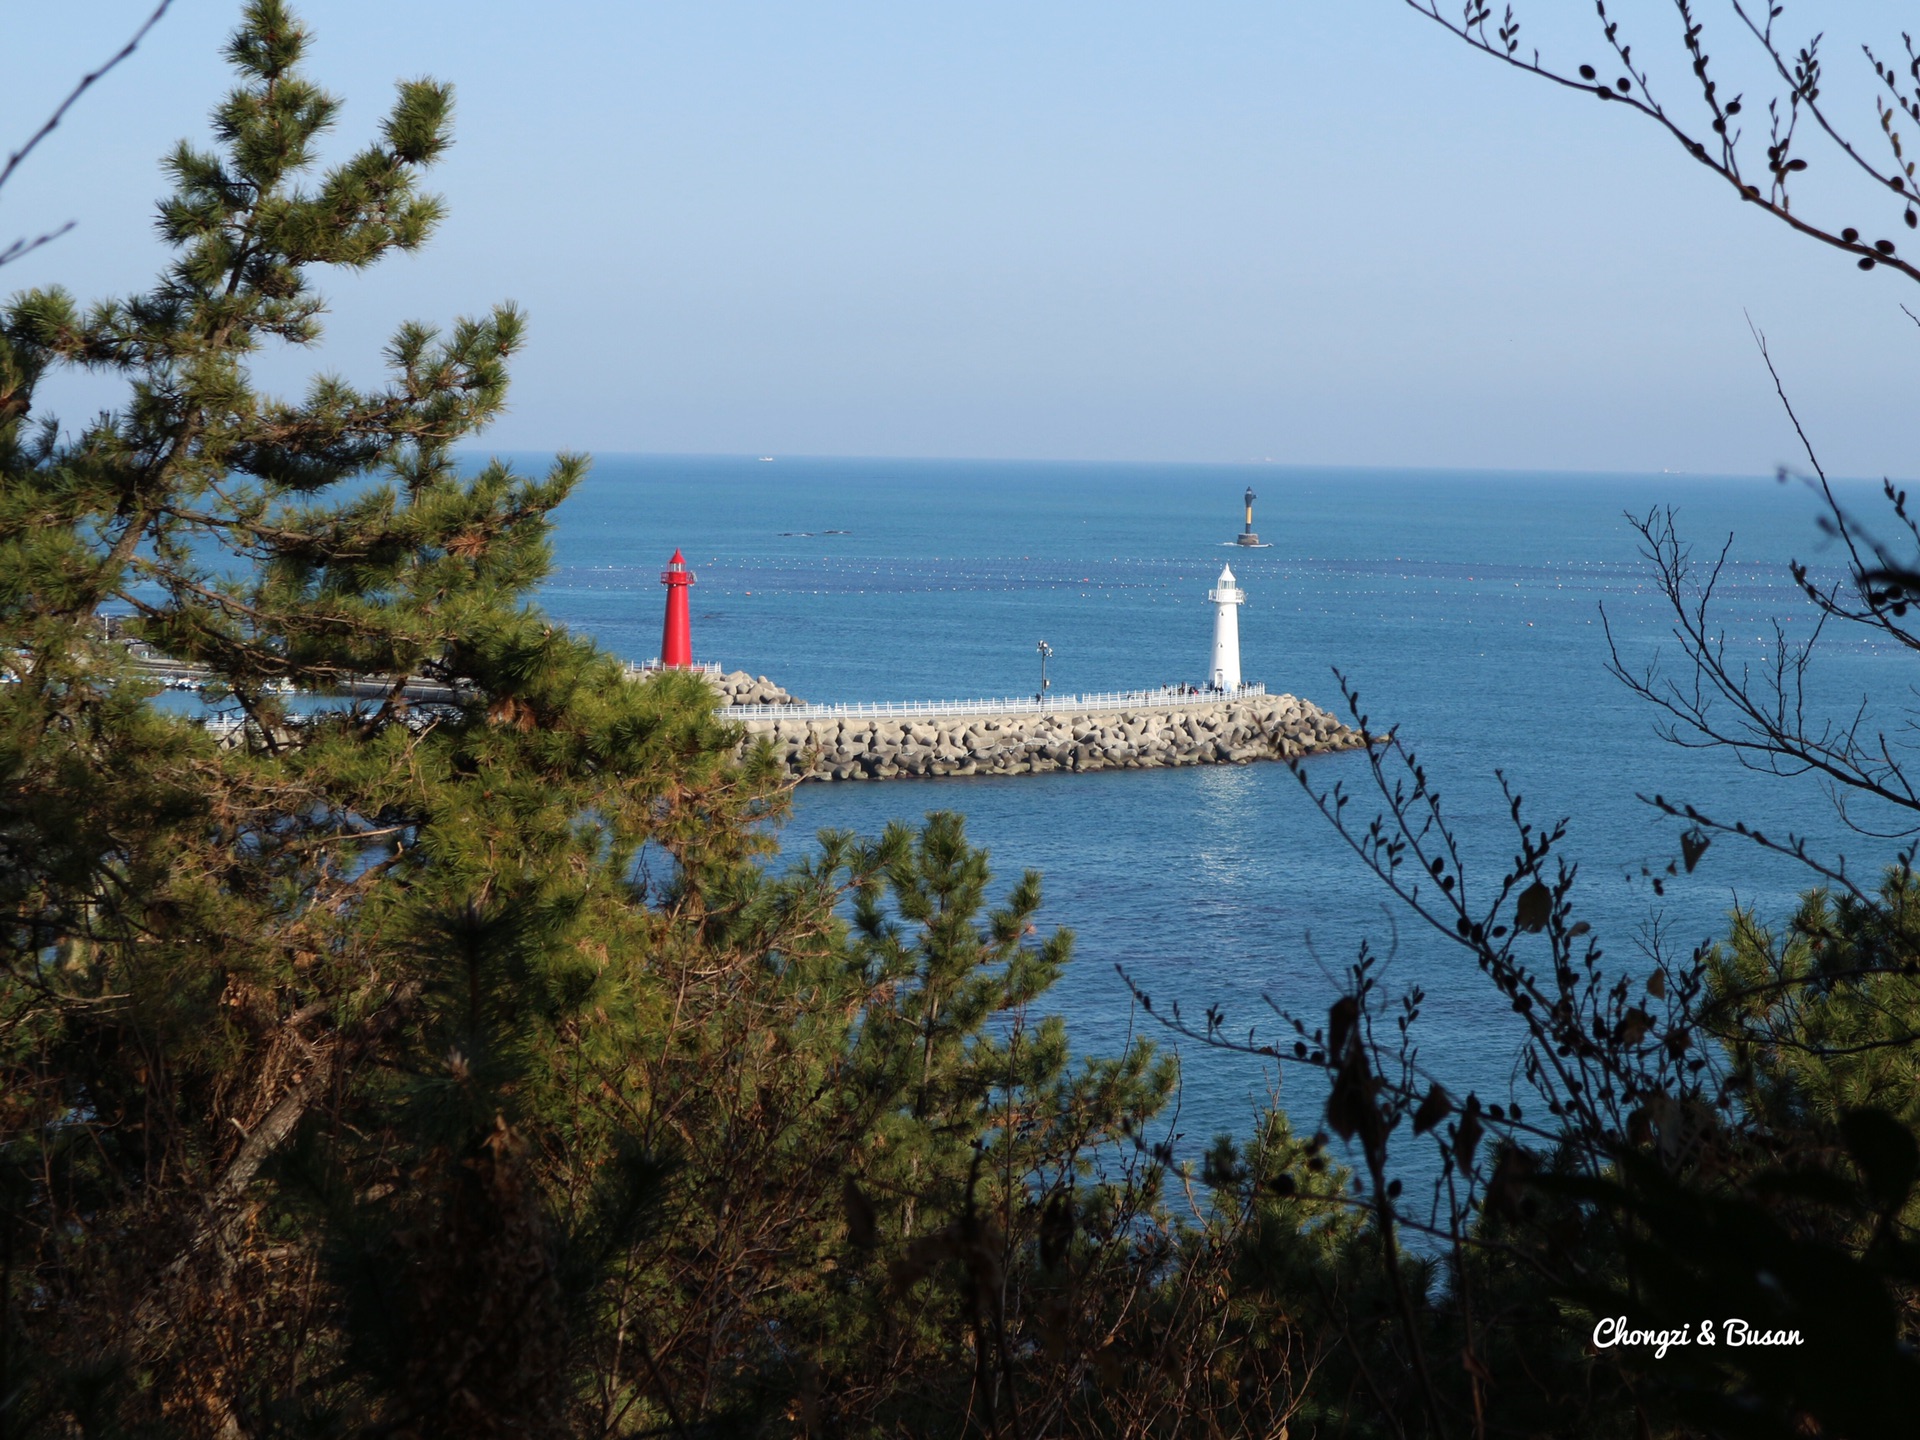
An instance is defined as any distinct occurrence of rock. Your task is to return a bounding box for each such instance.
[728,684,1368,783]
[701,669,807,708]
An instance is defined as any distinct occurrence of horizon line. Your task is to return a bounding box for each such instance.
[457,448,1912,486]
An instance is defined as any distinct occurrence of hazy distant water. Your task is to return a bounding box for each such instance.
[531,454,1906,1160]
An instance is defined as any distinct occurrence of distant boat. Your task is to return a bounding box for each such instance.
[758,456,774,462]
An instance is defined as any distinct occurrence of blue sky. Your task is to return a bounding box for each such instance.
[4,1,1917,475]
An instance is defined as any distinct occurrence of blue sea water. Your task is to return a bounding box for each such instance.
[530,454,1909,1165]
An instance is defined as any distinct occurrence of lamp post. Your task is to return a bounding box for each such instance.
[1036,639,1053,703]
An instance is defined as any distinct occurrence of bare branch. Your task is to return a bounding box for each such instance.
[1399,0,1920,283]
[0,1,173,268]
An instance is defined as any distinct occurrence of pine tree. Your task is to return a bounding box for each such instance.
[0,4,788,1433]
[1708,875,1920,1223]
[0,12,1206,1437]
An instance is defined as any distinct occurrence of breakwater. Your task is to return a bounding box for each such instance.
[180,665,1367,779]
[729,685,1365,782]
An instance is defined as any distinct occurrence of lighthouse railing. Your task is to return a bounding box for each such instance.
[722,682,1269,721]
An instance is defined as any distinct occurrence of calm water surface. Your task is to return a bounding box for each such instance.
[531,455,1908,1163]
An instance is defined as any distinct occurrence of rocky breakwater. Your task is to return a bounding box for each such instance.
[733,692,1366,783]
[703,670,806,708]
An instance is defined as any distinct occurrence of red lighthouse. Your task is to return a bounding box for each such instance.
[659,549,695,667]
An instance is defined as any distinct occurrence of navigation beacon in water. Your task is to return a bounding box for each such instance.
[1207,563,1245,691]
[1233,486,1268,547]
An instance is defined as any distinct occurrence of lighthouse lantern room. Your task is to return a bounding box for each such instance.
[1207,563,1244,691]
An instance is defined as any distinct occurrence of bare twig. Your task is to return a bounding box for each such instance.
[1398,1,1920,284]
[0,1,174,267]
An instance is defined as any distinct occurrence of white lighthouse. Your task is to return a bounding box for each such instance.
[1207,563,1244,691]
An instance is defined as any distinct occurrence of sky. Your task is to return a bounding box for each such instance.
[3,0,1918,476]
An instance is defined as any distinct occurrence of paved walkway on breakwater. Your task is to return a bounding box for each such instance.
[733,687,1366,782]
[726,681,1268,720]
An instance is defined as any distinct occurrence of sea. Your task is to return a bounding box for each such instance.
[530,453,1907,1173]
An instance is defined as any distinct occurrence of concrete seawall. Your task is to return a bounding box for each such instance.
[732,691,1365,782]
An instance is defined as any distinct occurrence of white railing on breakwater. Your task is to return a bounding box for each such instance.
[724,682,1268,721]
[187,681,1271,728]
